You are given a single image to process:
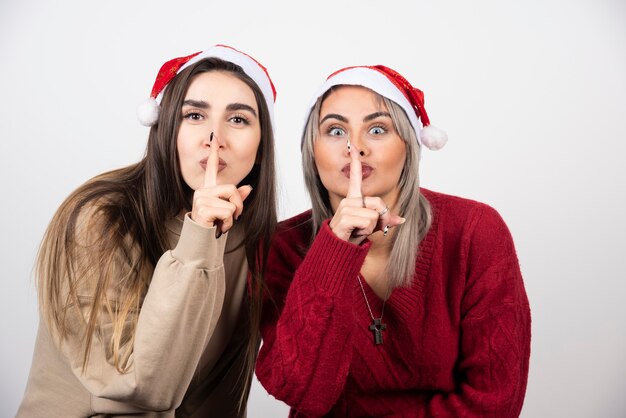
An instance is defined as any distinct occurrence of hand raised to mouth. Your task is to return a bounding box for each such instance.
[191,132,253,237]
[329,146,405,245]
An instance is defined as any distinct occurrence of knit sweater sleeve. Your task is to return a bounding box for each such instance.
[57,212,227,413]
[256,220,370,416]
[407,204,531,417]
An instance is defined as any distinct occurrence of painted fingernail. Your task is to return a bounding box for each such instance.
[383,225,390,236]
[210,132,214,143]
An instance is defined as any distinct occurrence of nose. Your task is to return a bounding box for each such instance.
[202,130,225,149]
[345,134,369,157]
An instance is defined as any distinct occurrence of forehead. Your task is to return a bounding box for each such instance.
[320,85,387,114]
[185,71,257,105]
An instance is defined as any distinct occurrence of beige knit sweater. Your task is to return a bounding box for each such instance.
[17,213,250,417]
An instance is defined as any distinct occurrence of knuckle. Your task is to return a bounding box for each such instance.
[198,207,212,219]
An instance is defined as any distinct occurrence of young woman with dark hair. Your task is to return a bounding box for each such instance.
[18,44,277,417]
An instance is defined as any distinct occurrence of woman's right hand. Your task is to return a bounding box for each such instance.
[329,147,404,245]
[191,139,252,235]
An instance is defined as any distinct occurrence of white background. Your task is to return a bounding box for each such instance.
[1,0,625,416]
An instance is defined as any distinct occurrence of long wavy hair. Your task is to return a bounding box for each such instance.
[301,87,431,288]
[37,57,276,409]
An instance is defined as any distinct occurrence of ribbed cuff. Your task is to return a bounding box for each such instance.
[300,220,371,296]
[171,214,227,270]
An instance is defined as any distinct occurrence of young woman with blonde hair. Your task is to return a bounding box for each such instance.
[257,65,531,417]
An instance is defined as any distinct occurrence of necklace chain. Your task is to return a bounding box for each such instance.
[357,275,387,321]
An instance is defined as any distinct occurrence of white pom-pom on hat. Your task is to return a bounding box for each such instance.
[137,98,160,127]
[420,125,448,150]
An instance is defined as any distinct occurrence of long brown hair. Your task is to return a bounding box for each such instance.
[37,57,276,408]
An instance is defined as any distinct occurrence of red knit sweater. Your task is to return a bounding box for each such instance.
[256,189,531,417]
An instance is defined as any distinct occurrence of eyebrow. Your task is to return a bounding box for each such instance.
[320,113,348,124]
[363,111,392,122]
[183,99,209,108]
[226,103,257,118]
[320,111,392,124]
[182,100,257,118]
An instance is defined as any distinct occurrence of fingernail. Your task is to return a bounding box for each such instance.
[359,151,364,156]
[210,132,214,143]
[399,217,406,224]
[383,225,390,236]
[215,230,222,239]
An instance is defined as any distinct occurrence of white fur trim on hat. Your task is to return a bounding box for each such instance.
[306,66,447,151]
[160,45,275,129]
[138,45,276,129]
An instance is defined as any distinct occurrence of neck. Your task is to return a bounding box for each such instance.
[361,231,394,300]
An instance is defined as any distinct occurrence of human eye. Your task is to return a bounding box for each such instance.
[327,126,346,137]
[229,113,250,125]
[368,125,387,136]
[182,111,204,122]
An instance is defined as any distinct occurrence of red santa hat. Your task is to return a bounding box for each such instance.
[137,44,276,128]
[307,65,447,150]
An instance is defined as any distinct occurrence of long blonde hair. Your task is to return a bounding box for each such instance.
[37,57,276,408]
[301,87,431,288]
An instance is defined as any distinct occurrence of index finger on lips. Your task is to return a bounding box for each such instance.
[346,145,362,198]
[203,132,219,188]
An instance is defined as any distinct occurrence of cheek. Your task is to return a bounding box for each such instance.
[313,141,340,175]
[385,141,407,173]
[176,141,193,173]
[313,147,346,195]
[235,136,261,162]
[230,135,262,178]
[175,130,199,187]
[393,152,407,173]
[176,127,193,158]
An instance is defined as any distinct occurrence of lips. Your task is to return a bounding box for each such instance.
[200,158,227,172]
[342,163,373,179]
